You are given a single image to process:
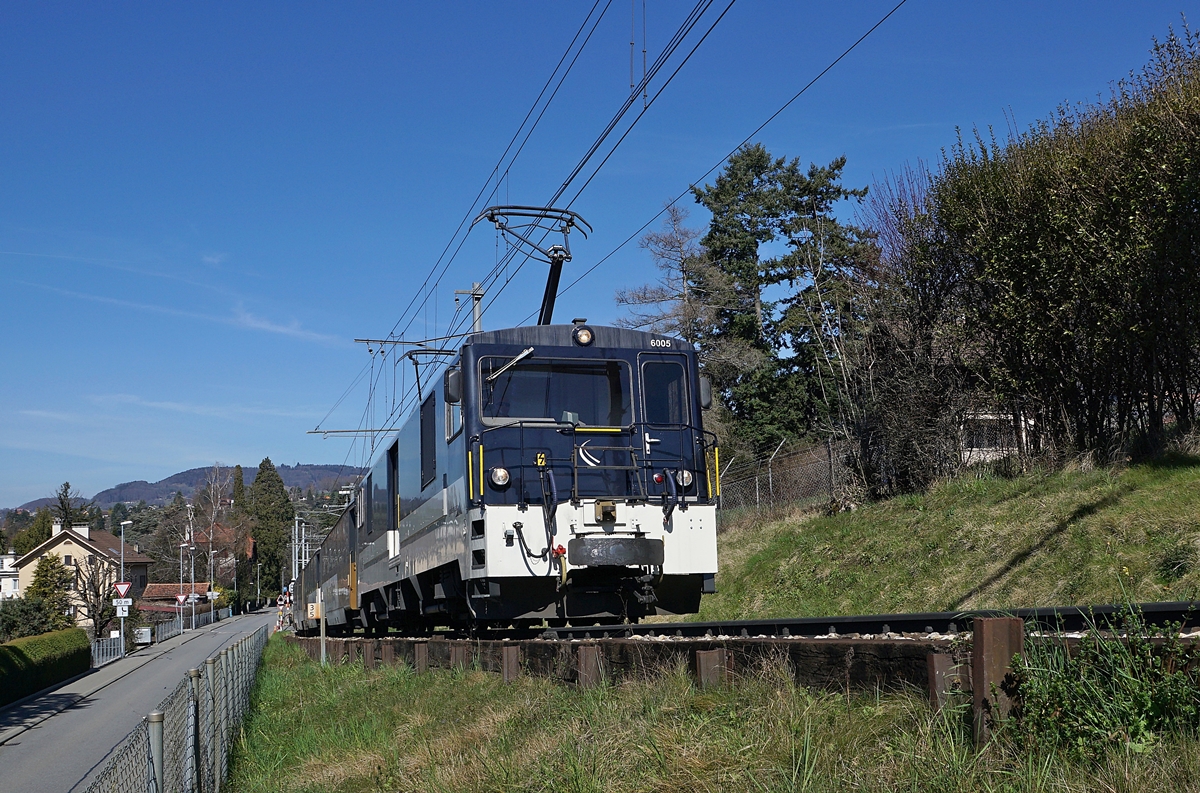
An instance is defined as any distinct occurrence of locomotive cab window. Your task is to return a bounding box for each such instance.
[420,393,437,489]
[642,359,688,425]
[445,369,463,442]
[480,357,631,426]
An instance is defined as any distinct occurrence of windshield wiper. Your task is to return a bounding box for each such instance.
[486,346,535,383]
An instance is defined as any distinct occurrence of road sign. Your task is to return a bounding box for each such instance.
[112,598,132,607]
[114,581,132,598]
[175,593,187,605]
[115,605,129,617]
[187,593,200,603]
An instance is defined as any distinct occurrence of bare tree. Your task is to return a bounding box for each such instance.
[73,553,117,641]
[616,204,703,344]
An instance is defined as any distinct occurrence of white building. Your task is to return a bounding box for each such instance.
[0,549,19,599]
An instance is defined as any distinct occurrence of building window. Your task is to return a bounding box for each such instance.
[63,555,73,566]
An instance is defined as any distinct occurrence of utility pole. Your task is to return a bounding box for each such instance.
[454,283,484,332]
[120,519,131,649]
[291,516,299,583]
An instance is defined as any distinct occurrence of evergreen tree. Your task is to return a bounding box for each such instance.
[250,458,293,593]
[232,465,246,514]
[54,482,88,527]
[108,502,129,530]
[26,555,73,630]
[687,143,869,453]
[13,508,53,555]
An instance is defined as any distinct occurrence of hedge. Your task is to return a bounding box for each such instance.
[0,627,90,708]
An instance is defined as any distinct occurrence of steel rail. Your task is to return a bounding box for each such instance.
[453,600,1200,641]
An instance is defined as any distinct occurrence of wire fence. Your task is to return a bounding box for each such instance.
[83,623,271,793]
[719,440,844,514]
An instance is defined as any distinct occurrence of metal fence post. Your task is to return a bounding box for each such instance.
[188,668,201,793]
[219,647,229,789]
[206,656,218,792]
[148,711,165,793]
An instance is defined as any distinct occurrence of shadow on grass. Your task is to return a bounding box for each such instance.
[946,489,1129,610]
[1139,451,1200,470]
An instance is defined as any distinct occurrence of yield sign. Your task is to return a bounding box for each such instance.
[114,581,132,598]
[175,593,188,605]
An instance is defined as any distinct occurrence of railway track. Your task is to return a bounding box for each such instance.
[473,599,1200,641]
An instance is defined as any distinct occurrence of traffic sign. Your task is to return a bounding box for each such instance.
[112,598,132,607]
[116,605,129,617]
[114,581,132,598]
[175,593,187,605]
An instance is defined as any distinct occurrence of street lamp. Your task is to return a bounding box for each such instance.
[189,545,196,631]
[119,520,132,649]
[179,542,187,631]
[256,562,262,608]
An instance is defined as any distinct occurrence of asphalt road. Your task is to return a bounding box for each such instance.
[0,611,274,792]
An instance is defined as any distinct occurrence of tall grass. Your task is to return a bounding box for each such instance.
[228,636,1200,792]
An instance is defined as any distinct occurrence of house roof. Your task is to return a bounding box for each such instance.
[141,582,211,600]
[14,528,153,569]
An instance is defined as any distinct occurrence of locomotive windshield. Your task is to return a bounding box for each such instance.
[481,357,631,426]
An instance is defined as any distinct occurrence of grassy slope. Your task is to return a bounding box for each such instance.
[697,455,1200,622]
[229,637,1200,793]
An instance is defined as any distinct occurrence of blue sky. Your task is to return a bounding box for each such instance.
[1,1,1194,507]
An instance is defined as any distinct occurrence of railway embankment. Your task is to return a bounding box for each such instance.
[701,454,1200,622]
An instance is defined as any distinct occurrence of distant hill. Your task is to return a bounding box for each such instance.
[15,464,364,511]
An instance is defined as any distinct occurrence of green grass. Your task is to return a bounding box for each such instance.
[697,454,1200,621]
[228,636,1200,793]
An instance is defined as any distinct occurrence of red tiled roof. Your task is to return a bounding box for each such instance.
[141,582,211,601]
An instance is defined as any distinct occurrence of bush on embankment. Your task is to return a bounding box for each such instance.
[0,627,90,707]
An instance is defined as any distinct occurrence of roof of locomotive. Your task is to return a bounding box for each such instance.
[462,323,692,351]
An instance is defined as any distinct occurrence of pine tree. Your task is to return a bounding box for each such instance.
[232,465,246,515]
[250,458,293,594]
[26,555,74,630]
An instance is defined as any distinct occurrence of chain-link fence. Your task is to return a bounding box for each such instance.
[83,623,271,793]
[719,440,843,513]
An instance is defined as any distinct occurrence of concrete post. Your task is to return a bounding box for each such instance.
[972,617,1024,746]
[148,711,164,793]
[501,645,520,683]
[414,642,428,674]
[695,649,728,689]
[577,645,602,688]
[927,653,952,712]
[188,668,202,793]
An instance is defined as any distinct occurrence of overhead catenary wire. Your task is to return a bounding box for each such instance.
[536,0,911,315]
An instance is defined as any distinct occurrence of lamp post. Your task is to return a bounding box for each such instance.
[119,520,132,649]
[256,562,261,608]
[189,545,196,631]
[178,542,187,630]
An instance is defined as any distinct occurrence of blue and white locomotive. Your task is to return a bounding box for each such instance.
[295,320,720,633]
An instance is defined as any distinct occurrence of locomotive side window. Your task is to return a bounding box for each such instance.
[480,358,631,426]
[642,360,688,425]
[420,393,437,489]
[445,369,463,442]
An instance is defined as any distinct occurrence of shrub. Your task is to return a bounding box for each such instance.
[0,627,90,707]
[1015,607,1200,757]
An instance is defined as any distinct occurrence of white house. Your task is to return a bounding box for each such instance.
[0,548,19,599]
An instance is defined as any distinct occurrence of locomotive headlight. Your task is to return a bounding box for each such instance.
[675,469,694,488]
[489,467,511,487]
[572,325,594,346]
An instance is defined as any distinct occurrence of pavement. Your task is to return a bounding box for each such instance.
[0,610,274,792]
